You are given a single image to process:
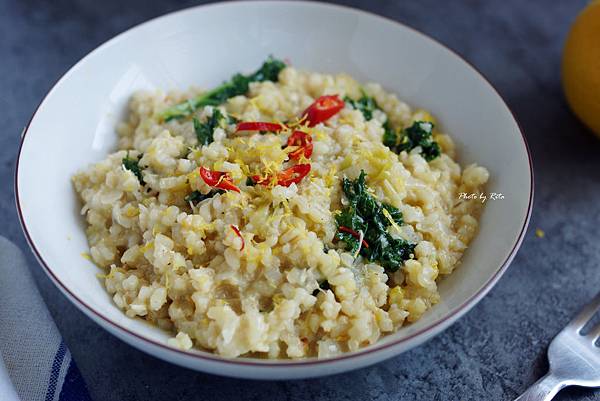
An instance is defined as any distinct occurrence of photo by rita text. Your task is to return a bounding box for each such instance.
[458,192,505,203]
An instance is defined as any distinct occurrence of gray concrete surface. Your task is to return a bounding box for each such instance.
[2,0,599,400]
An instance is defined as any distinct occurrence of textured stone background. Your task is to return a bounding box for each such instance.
[2,0,600,400]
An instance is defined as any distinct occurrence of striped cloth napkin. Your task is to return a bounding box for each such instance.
[0,236,92,401]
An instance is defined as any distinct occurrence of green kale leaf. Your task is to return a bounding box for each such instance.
[344,94,377,121]
[227,114,240,125]
[122,153,144,184]
[383,203,404,226]
[312,280,331,296]
[345,93,441,162]
[335,206,367,254]
[193,109,226,146]
[345,93,400,151]
[184,189,223,205]
[335,170,415,272]
[382,120,398,148]
[161,56,286,121]
[396,121,441,161]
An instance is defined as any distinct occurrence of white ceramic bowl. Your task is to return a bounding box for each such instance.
[15,1,533,379]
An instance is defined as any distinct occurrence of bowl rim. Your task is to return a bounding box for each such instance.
[14,0,534,367]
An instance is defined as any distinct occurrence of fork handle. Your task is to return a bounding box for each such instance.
[514,373,567,401]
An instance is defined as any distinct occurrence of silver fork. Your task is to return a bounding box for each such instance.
[514,292,600,401]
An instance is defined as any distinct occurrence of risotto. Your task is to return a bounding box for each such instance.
[72,58,489,359]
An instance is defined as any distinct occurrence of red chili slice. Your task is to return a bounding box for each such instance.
[287,131,313,160]
[230,225,245,251]
[276,164,311,187]
[250,174,269,186]
[236,122,284,132]
[199,166,240,193]
[301,95,345,127]
[338,226,369,249]
[252,164,311,187]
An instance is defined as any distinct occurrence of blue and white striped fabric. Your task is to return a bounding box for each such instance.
[0,236,91,401]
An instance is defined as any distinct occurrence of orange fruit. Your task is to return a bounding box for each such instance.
[562,0,600,137]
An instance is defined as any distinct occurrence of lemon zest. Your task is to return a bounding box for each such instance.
[287,113,308,128]
[297,153,311,165]
[382,208,402,234]
[273,293,286,306]
[234,159,250,176]
[312,128,327,141]
[121,204,140,218]
[339,155,353,170]
[96,268,116,280]
[140,241,155,253]
[353,229,365,258]
[324,165,338,186]
[165,271,171,290]
[388,286,404,305]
